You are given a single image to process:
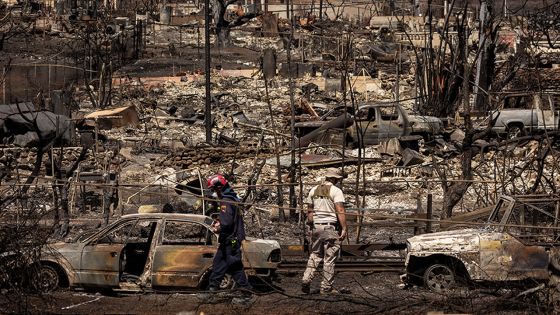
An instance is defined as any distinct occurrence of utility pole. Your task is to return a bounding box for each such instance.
[204,0,212,143]
[474,0,492,111]
[287,0,297,219]
[2,66,6,104]
[396,43,401,102]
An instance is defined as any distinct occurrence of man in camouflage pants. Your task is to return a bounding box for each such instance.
[301,168,347,295]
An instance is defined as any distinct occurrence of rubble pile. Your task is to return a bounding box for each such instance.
[0,148,21,173]
[0,146,115,174]
[0,0,558,248]
[156,144,273,169]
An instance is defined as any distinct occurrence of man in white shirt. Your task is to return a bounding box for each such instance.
[301,168,347,294]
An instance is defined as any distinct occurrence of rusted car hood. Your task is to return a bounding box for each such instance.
[407,229,481,252]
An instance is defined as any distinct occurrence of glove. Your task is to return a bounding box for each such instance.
[211,220,221,233]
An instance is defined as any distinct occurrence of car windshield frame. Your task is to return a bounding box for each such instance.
[78,218,135,244]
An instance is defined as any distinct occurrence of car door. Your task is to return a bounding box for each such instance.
[151,219,216,288]
[539,94,559,130]
[479,233,549,281]
[378,105,405,140]
[77,220,135,287]
[354,106,380,145]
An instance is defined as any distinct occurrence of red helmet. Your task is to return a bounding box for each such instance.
[207,174,228,189]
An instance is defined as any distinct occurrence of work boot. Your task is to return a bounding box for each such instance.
[301,282,310,294]
[231,289,254,306]
[319,287,340,295]
[197,286,219,302]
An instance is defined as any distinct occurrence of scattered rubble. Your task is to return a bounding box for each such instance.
[2,0,560,313]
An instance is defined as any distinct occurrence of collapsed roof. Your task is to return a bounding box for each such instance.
[0,103,74,147]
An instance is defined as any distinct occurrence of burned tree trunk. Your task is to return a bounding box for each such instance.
[50,146,88,236]
[210,0,260,48]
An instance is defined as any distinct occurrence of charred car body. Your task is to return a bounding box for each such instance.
[349,103,443,145]
[404,195,560,292]
[296,102,443,147]
[37,213,281,292]
[481,92,560,139]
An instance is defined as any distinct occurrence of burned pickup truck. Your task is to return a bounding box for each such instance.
[480,92,560,139]
[296,102,443,147]
[36,213,281,292]
[404,195,560,292]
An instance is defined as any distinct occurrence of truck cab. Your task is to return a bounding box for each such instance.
[489,92,560,138]
[349,103,443,146]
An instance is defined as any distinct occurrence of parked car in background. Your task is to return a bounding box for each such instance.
[348,103,443,145]
[483,92,560,139]
[295,103,443,147]
[36,213,281,292]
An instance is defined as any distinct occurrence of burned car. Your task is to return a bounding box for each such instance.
[476,92,560,139]
[37,213,281,292]
[404,195,560,292]
[350,103,443,145]
[295,102,443,148]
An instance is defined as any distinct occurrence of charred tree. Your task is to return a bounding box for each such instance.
[526,2,560,49]
[409,1,505,218]
[210,0,261,48]
[0,9,32,51]
[49,146,88,236]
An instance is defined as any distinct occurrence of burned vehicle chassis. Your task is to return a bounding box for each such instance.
[38,213,281,292]
[404,195,560,291]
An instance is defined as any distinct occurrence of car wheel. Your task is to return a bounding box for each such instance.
[423,264,455,292]
[35,264,60,293]
[219,274,235,290]
[550,248,560,272]
[507,125,525,139]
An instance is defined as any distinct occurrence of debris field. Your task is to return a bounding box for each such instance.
[2,0,560,314]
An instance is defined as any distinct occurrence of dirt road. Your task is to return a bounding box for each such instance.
[2,272,545,314]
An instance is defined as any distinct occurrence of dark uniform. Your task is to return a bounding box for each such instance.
[208,196,251,290]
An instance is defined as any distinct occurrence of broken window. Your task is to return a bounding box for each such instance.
[379,106,400,122]
[504,95,531,109]
[162,220,213,246]
[97,219,156,244]
[487,196,515,226]
[356,107,376,121]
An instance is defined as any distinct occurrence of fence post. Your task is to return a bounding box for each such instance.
[426,193,433,233]
[414,194,422,235]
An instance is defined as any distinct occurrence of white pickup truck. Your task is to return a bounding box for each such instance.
[487,92,560,138]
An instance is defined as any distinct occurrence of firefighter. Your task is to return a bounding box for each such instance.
[205,174,252,304]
